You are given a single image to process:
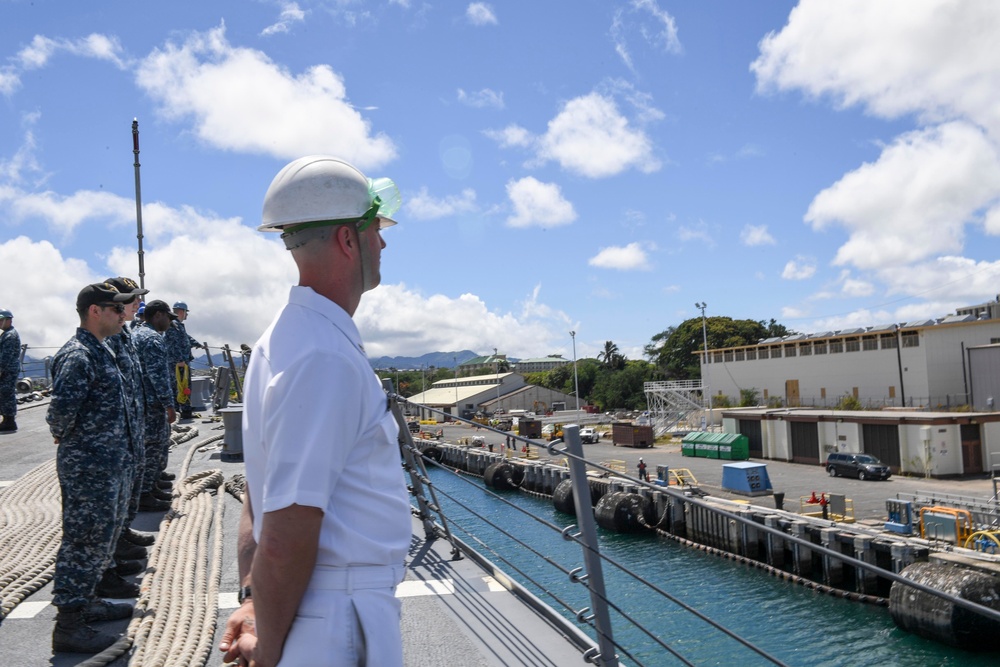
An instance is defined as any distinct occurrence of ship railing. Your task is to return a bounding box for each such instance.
[391,396,796,667]
[392,395,1000,665]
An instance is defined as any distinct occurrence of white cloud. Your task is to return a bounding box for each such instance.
[611,1,682,71]
[782,256,816,280]
[0,185,135,237]
[16,33,127,70]
[261,2,306,36]
[676,220,713,247]
[483,124,532,148]
[0,184,295,352]
[632,0,682,53]
[805,122,1000,270]
[407,187,477,220]
[505,177,576,228]
[487,90,660,178]
[0,116,43,185]
[876,256,1000,303]
[135,23,396,169]
[538,92,660,178]
[752,1,1000,140]
[839,274,874,298]
[781,306,810,320]
[0,236,98,350]
[356,283,571,359]
[466,3,497,26]
[588,242,652,271]
[457,88,504,109]
[740,224,775,246]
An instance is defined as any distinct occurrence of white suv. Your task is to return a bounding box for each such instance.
[579,428,600,444]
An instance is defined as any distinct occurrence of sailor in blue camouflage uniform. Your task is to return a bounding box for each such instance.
[103,278,160,558]
[133,299,177,511]
[47,283,138,654]
[164,300,202,419]
[0,308,20,432]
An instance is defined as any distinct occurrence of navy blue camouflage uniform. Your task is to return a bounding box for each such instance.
[106,325,146,524]
[47,328,133,610]
[0,324,20,418]
[134,322,174,494]
[164,320,197,410]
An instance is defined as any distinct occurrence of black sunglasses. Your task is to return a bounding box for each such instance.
[99,303,126,313]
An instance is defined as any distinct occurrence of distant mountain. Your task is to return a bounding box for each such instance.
[369,350,480,370]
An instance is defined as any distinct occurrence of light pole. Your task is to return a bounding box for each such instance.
[453,356,458,420]
[695,302,712,429]
[570,331,580,412]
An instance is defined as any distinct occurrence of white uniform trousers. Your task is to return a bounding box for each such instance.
[277,564,405,667]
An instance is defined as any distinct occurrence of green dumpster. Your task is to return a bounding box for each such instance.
[681,432,749,460]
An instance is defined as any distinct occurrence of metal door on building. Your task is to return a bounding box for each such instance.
[738,419,763,458]
[785,379,800,407]
[861,423,901,470]
[789,421,820,465]
[960,424,983,474]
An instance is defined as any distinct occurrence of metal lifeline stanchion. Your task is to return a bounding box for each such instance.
[222,344,243,402]
[202,342,214,368]
[561,424,619,667]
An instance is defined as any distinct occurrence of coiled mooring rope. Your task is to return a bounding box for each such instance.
[0,459,61,621]
[0,425,230,666]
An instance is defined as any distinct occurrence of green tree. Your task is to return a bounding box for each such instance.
[590,360,657,411]
[598,341,620,368]
[645,316,785,381]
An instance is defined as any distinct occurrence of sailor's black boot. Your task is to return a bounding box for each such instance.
[123,527,156,547]
[114,537,146,561]
[52,607,118,653]
[95,570,140,598]
[0,416,16,432]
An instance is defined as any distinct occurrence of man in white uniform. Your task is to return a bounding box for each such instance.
[220,156,410,667]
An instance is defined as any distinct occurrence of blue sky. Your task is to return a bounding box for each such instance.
[3,1,1000,363]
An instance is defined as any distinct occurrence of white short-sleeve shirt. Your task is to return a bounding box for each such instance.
[242,286,410,567]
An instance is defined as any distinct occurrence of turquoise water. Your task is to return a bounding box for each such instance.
[425,468,996,667]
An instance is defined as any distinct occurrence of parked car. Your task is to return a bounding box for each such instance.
[579,428,600,444]
[407,421,420,433]
[826,453,891,480]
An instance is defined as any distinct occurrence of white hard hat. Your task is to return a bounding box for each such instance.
[259,155,399,232]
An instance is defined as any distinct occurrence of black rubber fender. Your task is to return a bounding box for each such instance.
[594,492,655,533]
[552,479,576,515]
[422,447,442,463]
[483,462,524,490]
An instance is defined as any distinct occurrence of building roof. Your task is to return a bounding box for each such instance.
[516,355,569,364]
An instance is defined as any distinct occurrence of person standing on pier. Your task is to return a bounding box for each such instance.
[0,308,20,432]
[47,283,137,654]
[220,156,409,667]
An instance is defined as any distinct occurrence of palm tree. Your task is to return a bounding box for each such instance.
[598,340,620,368]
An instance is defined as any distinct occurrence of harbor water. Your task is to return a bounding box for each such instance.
[426,467,996,667]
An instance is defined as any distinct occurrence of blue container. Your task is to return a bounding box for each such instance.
[721,462,772,497]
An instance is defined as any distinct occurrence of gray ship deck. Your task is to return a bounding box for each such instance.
[0,400,591,666]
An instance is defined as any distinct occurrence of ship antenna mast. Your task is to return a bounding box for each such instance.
[132,118,146,289]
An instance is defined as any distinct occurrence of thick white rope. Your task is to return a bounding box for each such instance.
[0,459,60,621]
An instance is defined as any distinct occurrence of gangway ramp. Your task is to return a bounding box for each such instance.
[645,380,705,435]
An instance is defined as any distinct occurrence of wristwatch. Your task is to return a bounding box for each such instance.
[238,585,252,604]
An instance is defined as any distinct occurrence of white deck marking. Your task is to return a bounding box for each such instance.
[8,578,497,618]
[217,591,239,609]
[0,480,14,488]
[396,579,455,598]
[5,600,49,618]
